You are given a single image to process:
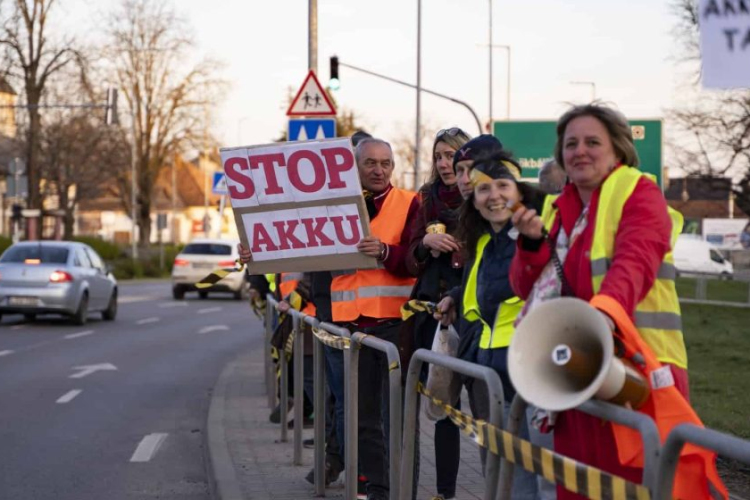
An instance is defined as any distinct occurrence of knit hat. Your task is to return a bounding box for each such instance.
[351,130,372,147]
[452,134,504,169]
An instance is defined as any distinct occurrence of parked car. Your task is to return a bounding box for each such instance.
[673,235,734,278]
[171,239,248,300]
[0,241,118,324]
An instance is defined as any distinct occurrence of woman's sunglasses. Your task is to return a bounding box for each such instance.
[436,127,469,140]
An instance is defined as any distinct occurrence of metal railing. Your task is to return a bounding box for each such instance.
[399,348,506,500]
[677,270,750,308]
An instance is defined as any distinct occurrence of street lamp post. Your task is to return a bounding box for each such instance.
[571,80,596,102]
[488,0,492,126]
[415,0,422,191]
[130,103,138,260]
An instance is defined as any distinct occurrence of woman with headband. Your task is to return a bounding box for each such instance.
[435,149,545,500]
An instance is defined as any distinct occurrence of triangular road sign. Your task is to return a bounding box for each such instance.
[287,70,337,117]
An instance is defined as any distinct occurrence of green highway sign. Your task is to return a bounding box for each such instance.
[493,119,664,189]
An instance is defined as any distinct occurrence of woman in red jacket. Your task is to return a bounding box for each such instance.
[508,103,690,499]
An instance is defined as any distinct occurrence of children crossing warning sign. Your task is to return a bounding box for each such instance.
[286,70,337,117]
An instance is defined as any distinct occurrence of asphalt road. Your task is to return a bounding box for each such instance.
[0,281,263,500]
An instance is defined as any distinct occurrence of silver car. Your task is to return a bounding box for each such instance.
[0,241,118,325]
[171,238,248,300]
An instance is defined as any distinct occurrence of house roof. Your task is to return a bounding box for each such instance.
[664,177,732,201]
[0,77,16,96]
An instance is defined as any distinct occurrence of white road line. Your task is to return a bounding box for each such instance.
[198,325,230,334]
[10,325,24,330]
[197,307,222,314]
[130,433,168,463]
[64,330,94,340]
[136,317,160,325]
[119,295,160,304]
[159,302,188,308]
[0,350,14,357]
[56,390,82,404]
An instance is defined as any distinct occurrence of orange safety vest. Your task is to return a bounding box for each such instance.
[279,272,316,316]
[591,294,727,500]
[331,187,417,322]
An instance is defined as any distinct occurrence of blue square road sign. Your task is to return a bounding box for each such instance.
[288,118,337,141]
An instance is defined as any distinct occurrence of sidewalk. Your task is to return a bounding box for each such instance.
[207,336,488,500]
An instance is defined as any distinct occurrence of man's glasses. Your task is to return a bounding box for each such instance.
[436,127,469,140]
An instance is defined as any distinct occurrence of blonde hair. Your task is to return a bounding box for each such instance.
[428,128,471,184]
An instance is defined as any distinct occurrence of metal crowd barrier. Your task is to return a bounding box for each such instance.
[399,348,507,500]
[654,424,750,500]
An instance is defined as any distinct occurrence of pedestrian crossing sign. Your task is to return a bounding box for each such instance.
[288,118,337,141]
[286,70,337,117]
[212,172,228,195]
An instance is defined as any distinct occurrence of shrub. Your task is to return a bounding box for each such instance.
[73,236,123,261]
[0,235,11,255]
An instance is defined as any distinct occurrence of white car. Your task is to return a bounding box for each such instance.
[171,239,248,300]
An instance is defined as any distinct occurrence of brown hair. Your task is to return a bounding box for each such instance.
[427,128,471,185]
[553,103,639,169]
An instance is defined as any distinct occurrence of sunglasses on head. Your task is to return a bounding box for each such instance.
[436,127,468,140]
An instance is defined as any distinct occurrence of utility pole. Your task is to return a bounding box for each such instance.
[415,0,422,191]
[488,0,493,127]
[309,0,317,73]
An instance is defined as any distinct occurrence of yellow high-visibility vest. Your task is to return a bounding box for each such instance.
[462,233,524,349]
[540,166,687,368]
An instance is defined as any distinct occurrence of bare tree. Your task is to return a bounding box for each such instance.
[104,0,225,245]
[0,0,79,234]
[392,121,437,190]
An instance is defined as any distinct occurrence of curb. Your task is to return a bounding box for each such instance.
[206,357,245,500]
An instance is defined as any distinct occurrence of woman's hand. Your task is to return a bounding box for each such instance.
[433,296,456,326]
[357,236,384,259]
[276,300,291,313]
[511,206,545,240]
[423,233,461,255]
[237,244,253,264]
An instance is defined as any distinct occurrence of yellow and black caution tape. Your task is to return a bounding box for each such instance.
[416,382,651,500]
[312,327,350,350]
[388,361,400,373]
[400,300,437,320]
[250,298,266,319]
[194,260,245,289]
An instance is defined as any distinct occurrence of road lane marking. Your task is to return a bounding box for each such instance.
[136,317,160,325]
[198,325,230,334]
[159,302,188,308]
[56,390,82,404]
[64,330,95,340]
[10,325,24,330]
[197,307,222,314]
[70,363,117,379]
[0,350,14,357]
[130,433,168,462]
[119,295,160,304]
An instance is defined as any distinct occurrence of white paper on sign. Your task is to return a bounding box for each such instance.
[247,145,296,206]
[326,204,364,255]
[282,139,361,203]
[220,148,259,208]
[296,206,340,257]
[242,209,310,261]
[699,0,750,89]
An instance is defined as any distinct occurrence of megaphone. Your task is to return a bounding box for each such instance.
[508,297,649,412]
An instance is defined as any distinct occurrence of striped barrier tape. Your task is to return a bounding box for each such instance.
[416,382,651,500]
[194,260,245,289]
[312,327,350,350]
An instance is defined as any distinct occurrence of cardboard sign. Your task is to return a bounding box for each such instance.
[221,138,377,274]
[699,0,750,89]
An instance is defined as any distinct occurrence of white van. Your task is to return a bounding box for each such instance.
[673,235,734,277]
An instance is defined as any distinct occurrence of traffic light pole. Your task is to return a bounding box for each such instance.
[335,60,483,135]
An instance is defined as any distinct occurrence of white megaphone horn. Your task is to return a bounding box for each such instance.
[508,297,649,412]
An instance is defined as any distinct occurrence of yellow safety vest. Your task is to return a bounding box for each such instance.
[265,273,277,293]
[462,233,524,349]
[541,166,687,368]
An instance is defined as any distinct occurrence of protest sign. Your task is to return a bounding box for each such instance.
[699,0,750,89]
[221,137,377,274]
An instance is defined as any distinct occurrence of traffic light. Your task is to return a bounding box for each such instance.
[329,56,340,90]
[11,203,22,221]
[105,87,118,125]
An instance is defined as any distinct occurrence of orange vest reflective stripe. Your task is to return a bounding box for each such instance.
[279,272,316,316]
[590,294,727,500]
[331,187,417,322]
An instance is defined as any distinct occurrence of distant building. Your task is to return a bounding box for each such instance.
[0,77,17,138]
[76,150,238,244]
[665,176,746,220]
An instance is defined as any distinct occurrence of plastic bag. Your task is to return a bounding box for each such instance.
[423,323,462,421]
